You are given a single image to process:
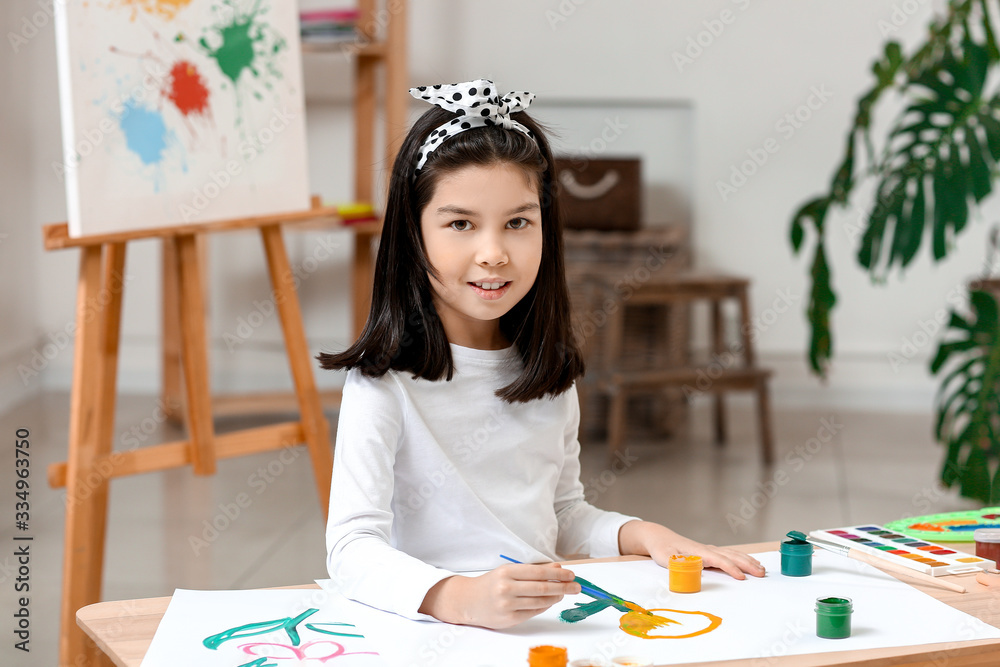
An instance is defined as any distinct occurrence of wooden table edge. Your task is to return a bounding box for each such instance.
[76,543,1000,667]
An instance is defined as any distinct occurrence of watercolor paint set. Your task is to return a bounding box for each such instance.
[809,525,994,576]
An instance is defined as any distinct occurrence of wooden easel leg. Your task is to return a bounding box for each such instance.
[176,234,217,475]
[161,238,185,423]
[59,243,124,667]
[260,224,333,517]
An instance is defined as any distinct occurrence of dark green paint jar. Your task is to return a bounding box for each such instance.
[815,596,853,639]
[779,539,813,576]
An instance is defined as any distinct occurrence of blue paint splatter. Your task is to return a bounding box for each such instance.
[118,101,168,165]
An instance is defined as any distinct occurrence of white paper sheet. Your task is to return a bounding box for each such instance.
[333,551,1000,666]
[141,588,388,666]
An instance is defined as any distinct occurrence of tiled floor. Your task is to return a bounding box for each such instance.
[0,390,979,665]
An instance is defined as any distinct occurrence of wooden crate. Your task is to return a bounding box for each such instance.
[555,157,642,232]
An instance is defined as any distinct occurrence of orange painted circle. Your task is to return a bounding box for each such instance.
[619,608,722,639]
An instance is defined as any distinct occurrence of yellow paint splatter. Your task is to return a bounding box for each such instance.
[620,608,722,639]
[109,0,194,22]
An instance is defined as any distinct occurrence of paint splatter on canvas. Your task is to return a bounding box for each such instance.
[54,0,309,236]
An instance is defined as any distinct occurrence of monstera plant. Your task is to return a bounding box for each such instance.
[790,0,1000,502]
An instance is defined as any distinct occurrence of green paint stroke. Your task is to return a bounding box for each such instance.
[305,621,365,638]
[560,598,617,623]
[199,0,285,86]
[203,608,318,650]
[238,658,276,667]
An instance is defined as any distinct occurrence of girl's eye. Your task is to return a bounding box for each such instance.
[450,220,471,231]
[507,218,530,230]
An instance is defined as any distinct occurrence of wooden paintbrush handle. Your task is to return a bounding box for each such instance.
[847,549,966,593]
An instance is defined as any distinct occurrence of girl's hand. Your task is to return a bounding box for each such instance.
[619,520,766,580]
[419,562,581,629]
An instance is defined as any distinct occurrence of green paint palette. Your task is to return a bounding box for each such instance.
[883,508,1000,543]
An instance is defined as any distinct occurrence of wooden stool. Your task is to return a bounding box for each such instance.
[596,273,774,464]
[564,227,690,442]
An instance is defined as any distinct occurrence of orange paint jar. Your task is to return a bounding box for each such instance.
[668,554,703,593]
[528,645,568,667]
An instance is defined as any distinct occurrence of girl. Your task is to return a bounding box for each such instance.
[320,79,764,629]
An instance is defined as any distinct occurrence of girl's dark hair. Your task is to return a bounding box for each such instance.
[317,105,584,402]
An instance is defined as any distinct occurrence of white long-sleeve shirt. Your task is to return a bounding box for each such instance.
[325,343,638,620]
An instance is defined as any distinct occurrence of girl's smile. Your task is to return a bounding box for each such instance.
[420,163,543,349]
[468,280,512,300]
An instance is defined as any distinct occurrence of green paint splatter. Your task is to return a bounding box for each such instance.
[198,0,288,128]
[199,15,257,85]
[199,0,285,86]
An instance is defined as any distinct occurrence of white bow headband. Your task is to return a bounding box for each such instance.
[408,79,537,172]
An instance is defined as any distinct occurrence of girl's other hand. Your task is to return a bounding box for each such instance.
[619,520,766,580]
[419,562,581,629]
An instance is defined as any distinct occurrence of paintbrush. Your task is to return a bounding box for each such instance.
[787,530,967,594]
[498,555,639,612]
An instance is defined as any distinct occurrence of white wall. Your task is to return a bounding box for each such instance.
[3,0,991,413]
[0,0,47,413]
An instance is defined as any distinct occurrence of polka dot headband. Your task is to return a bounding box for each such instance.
[408,79,537,172]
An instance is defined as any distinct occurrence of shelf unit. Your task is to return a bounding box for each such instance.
[162,0,408,418]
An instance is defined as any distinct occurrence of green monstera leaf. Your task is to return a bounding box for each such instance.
[931,289,1000,503]
[790,1,1000,379]
[788,1,1000,500]
[860,39,998,277]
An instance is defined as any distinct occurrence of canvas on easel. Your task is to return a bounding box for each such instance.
[53,0,310,237]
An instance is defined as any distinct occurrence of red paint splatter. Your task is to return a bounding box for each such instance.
[166,60,209,116]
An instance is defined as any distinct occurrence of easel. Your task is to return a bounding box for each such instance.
[44,204,346,667]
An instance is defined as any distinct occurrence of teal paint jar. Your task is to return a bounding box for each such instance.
[779,539,813,576]
[815,596,853,639]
